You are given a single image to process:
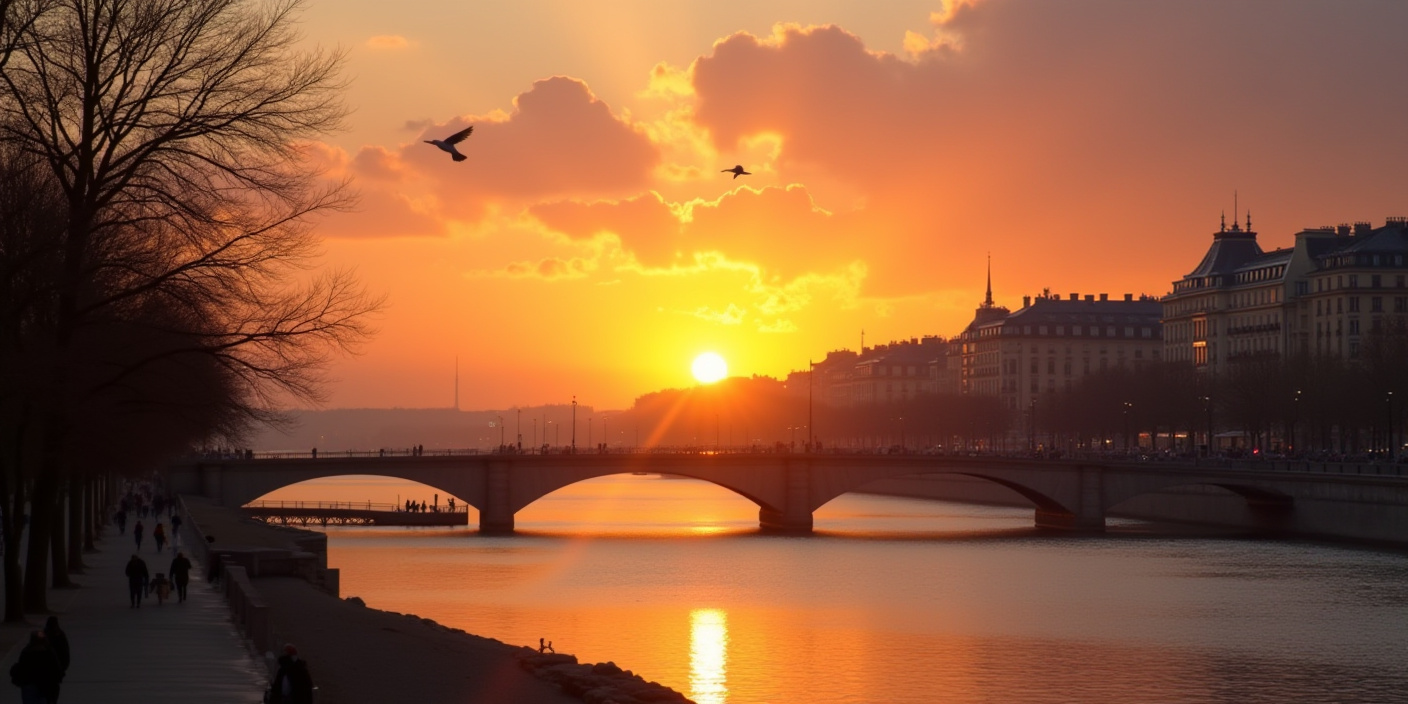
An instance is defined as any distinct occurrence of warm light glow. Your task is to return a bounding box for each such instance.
[689,608,729,704]
[691,352,728,384]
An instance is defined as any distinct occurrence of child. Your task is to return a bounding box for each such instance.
[148,572,171,605]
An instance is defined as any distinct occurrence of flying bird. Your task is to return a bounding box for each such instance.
[722,165,751,179]
[424,125,474,162]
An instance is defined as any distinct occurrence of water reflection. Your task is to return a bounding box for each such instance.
[690,609,729,704]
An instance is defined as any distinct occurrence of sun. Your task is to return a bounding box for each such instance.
[691,352,728,384]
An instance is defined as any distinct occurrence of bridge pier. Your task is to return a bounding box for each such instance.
[1033,465,1106,532]
[758,460,814,534]
[479,462,515,535]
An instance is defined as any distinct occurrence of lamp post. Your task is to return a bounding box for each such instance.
[1123,401,1133,452]
[1029,398,1037,453]
[1201,395,1213,458]
[497,415,504,449]
[808,358,815,452]
[1388,391,1396,461]
[572,395,577,454]
[517,408,522,451]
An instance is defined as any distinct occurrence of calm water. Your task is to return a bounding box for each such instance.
[264,475,1408,703]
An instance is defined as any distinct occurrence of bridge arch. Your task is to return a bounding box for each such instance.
[197,461,491,512]
[803,465,1080,524]
[506,467,785,516]
[1104,476,1295,528]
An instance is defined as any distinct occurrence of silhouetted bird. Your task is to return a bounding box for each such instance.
[425,125,474,162]
[722,165,751,179]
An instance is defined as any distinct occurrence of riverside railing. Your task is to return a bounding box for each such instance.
[245,499,471,513]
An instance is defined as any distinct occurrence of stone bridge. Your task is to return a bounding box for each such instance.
[163,453,1407,536]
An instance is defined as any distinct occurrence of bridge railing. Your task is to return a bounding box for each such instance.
[245,500,471,513]
[193,447,1408,479]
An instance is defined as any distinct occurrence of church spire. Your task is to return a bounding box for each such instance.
[984,253,994,307]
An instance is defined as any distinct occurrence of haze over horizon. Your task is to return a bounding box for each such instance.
[291,0,1408,411]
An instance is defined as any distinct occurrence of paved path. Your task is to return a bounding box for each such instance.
[2,526,267,703]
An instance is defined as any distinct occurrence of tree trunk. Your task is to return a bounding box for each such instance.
[50,486,72,588]
[3,472,25,622]
[67,477,84,572]
[24,468,57,609]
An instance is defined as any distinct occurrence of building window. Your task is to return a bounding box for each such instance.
[1107,326,1116,337]
[1350,319,1360,335]
[1350,275,1359,288]
[1047,358,1055,374]
[1350,297,1361,313]
[1063,360,1071,375]
[1039,326,1048,335]
[1373,297,1384,312]
[1373,275,1382,288]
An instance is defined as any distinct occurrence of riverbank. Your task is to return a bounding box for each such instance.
[183,498,694,704]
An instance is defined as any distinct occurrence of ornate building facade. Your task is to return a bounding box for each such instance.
[1164,216,1408,372]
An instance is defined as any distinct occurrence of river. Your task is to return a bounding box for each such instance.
[263,474,1408,703]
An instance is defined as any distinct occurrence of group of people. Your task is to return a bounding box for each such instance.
[125,551,193,607]
[9,617,69,703]
[402,496,455,513]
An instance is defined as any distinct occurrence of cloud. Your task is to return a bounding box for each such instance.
[366,35,415,50]
[499,256,595,280]
[402,77,660,221]
[681,303,746,325]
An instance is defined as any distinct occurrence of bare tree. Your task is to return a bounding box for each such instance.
[0,0,377,612]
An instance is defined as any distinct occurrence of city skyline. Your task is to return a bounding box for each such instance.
[286,0,1408,410]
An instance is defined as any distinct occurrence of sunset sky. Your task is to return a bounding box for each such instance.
[290,0,1408,410]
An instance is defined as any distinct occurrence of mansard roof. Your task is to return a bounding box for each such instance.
[1184,227,1263,279]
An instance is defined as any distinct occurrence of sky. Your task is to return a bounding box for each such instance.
[289,0,1408,411]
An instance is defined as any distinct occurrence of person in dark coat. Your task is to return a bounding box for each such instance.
[10,631,62,704]
[169,552,193,603]
[152,522,166,553]
[43,616,69,701]
[125,554,149,608]
[132,520,144,550]
[270,644,314,703]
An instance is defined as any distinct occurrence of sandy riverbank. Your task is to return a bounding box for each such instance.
[182,499,694,704]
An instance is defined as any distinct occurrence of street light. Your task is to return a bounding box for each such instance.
[497,415,504,449]
[1388,391,1396,461]
[1200,395,1213,458]
[1123,401,1133,452]
[572,395,577,454]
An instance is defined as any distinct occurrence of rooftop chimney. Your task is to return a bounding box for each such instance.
[1099,293,1109,302]
[1085,294,1095,302]
[1069,293,1079,301]
[1023,295,1032,308]
[1123,293,1133,301]
[1354,221,1373,236]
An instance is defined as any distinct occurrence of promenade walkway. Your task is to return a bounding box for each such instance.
[0,526,267,703]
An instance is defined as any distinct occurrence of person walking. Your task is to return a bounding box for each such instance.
[132,520,144,550]
[10,631,61,704]
[125,554,149,608]
[169,552,192,603]
[42,617,69,702]
[152,522,166,553]
[170,513,183,549]
[269,644,314,703]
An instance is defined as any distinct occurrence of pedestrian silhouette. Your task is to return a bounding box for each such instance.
[10,631,61,704]
[152,522,166,553]
[43,616,69,702]
[170,552,193,603]
[270,643,315,703]
[133,520,144,550]
[125,554,149,608]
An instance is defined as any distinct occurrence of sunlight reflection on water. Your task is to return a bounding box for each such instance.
[689,609,728,704]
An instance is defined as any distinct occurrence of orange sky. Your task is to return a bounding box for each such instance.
[288,0,1408,410]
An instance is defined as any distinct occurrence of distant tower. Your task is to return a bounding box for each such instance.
[982,253,995,308]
